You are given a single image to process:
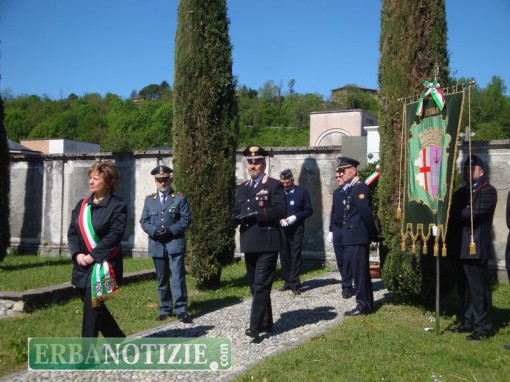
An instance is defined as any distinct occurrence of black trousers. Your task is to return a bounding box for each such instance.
[280,225,304,288]
[346,244,374,313]
[245,251,278,331]
[78,287,125,338]
[332,224,353,291]
[459,259,493,335]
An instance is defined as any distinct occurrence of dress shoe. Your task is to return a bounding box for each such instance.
[156,313,172,321]
[344,307,369,316]
[177,312,193,323]
[245,328,259,338]
[447,325,472,333]
[342,289,353,299]
[466,332,491,341]
[278,285,291,292]
[292,288,301,296]
[504,344,510,350]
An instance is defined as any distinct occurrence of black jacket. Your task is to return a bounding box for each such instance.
[232,175,287,253]
[448,179,497,260]
[68,193,127,288]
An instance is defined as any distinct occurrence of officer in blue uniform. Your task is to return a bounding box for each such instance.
[278,169,313,295]
[231,146,287,340]
[328,165,354,299]
[338,157,380,316]
[140,165,192,323]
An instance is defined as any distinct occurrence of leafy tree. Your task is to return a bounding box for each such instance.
[0,96,10,260]
[378,0,450,302]
[173,0,238,289]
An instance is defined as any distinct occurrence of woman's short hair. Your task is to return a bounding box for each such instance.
[88,161,120,193]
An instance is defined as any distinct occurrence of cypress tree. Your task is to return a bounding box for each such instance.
[173,0,238,289]
[0,96,10,261]
[378,0,450,301]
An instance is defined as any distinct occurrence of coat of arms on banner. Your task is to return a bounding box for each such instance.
[408,116,451,213]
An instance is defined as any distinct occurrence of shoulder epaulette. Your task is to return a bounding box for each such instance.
[146,193,157,200]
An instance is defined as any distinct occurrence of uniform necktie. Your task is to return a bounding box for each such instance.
[161,193,166,207]
[250,181,257,190]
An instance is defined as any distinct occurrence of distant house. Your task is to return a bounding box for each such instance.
[7,138,40,155]
[19,139,100,154]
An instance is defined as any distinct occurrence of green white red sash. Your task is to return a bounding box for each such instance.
[79,198,120,307]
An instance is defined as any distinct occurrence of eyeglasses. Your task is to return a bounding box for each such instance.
[155,177,171,183]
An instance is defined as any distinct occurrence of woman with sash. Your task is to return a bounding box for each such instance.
[68,161,127,337]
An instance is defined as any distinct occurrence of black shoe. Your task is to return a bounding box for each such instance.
[292,288,301,296]
[342,289,353,299]
[504,344,510,350]
[466,332,491,341]
[156,313,172,321]
[345,307,369,316]
[245,328,259,338]
[177,312,193,323]
[278,285,291,292]
[447,325,472,333]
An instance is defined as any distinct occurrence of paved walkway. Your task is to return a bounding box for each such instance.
[2,272,387,382]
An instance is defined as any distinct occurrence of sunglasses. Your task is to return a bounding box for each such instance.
[155,177,171,183]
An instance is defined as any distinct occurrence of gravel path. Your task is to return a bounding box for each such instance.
[2,272,387,382]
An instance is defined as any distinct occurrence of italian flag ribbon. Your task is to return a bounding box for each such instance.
[416,80,445,117]
[78,198,120,307]
[365,164,380,186]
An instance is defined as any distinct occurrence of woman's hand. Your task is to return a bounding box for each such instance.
[76,253,95,266]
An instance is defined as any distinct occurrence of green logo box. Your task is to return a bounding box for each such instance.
[28,338,232,371]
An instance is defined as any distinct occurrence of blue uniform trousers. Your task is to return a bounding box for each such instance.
[153,251,188,316]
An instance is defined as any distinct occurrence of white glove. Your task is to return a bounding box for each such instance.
[286,215,297,225]
[432,225,438,237]
[327,232,333,243]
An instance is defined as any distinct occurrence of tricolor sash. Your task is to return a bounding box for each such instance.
[78,198,120,307]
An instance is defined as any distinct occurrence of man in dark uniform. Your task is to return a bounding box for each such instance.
[339,157,380,316]
[140,165,192,323]
[328,165,354,299]
[278,169,313,295]
[447,155,497,340]
[231,146,287,340]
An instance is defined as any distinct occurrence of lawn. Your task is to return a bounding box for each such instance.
[0,255,328,377]
[0,254,154,291]
[233,283,510,382]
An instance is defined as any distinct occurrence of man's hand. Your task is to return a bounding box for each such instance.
[154,227,172,241]
[280,218,288,227]
[286,215,297,225]
[432,225,438,237]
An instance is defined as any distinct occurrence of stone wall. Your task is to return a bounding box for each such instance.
[8,140,510,281]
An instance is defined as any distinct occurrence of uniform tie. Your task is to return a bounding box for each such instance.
[161,193,166,207]
[250,181,257,190]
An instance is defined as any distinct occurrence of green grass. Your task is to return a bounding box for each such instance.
[234,283,510,382]
[0,258,328,378]
[0,255,154,291]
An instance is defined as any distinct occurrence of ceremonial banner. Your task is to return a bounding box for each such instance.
[401,84,464,256]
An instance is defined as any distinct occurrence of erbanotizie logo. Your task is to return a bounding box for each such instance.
[28,338,232,371]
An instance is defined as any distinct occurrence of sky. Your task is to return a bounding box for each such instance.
[1,0,509,100]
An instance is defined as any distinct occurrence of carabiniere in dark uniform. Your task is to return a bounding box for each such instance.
[232,145,287,341]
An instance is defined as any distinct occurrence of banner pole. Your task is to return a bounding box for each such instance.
[435,255,440,335]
